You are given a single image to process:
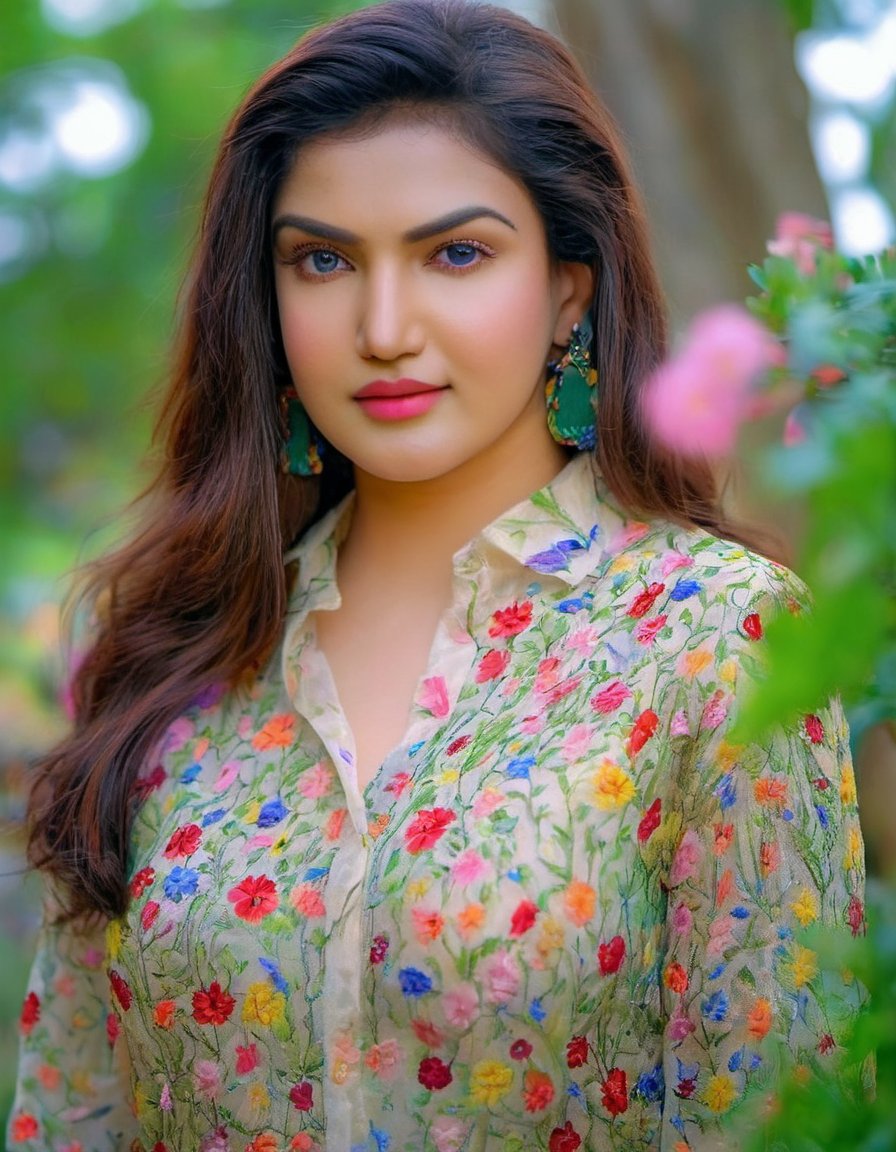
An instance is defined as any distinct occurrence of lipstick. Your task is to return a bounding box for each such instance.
[354,378,447,421]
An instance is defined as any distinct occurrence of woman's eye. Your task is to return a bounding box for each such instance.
[432,241,492,270]
[304,248,346,275]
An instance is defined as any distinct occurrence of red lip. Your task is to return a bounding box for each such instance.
[354,377,443,399]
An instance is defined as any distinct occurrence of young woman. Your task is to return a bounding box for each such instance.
[10,2,864,1150]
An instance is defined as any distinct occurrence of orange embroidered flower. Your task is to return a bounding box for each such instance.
[759,841,780,876]
[563,880,596,927]
[251,714,296,751]
[412,906,445,943]
[153,1000,177,1029]
[747,997,773,1040]
[457,903,486,935]
[663,962,689,994]
[324,808,347,842]
[754,777,788,808]
[291,884,326,918]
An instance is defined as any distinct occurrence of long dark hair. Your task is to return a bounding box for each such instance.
[29,0,776,920]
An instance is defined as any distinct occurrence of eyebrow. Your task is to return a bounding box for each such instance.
[271,205,517,245]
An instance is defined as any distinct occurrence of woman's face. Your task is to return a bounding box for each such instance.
[271,117,592,486]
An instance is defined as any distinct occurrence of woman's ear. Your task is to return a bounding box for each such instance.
[552,261,596,346]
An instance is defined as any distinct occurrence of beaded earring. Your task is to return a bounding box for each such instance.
[280,387,323,476]
[545,312,598,451]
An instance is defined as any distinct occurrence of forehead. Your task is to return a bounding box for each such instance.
[272,117,540,231]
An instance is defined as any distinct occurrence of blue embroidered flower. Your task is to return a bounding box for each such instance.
[506,756,535,780]
[398,968,433,997]
[728,1048,744,1073]
[701,990,730,1021]
[708,963,725,981]
[180,763,202,784]
[163,866,199,903]
[258,957,289,994]
[714,772,737,810]
[557,597,586,613]
[201,807,227,827]
[257,797,288,828]
[633,1066,664,1102]
[730,906,750,919]
[370,1125,390,1151]
[304,866,330,881]
[525,538,585,574]
[816,804,830,829]
[670,579,702,601]
[529,998,547,1022]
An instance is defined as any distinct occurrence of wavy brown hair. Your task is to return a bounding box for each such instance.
[29,0,777,920]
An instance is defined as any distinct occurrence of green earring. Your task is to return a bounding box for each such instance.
[280,388,323,476]
[545,312,598,450]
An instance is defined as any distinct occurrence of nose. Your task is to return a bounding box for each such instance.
[355,264,424,362]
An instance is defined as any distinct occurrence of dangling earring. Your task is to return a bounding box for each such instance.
[279,387,323,476]
[545,311,598,450]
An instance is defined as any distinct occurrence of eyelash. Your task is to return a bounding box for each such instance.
[280,238,496,280]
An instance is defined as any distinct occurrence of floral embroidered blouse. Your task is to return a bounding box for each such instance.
[10,453,865,1152]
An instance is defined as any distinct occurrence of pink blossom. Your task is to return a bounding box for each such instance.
[610,521,650,551]
[670,710,690,736]
[193,1059,222,1100]
[670,830,704,886]
[213,762,240,793]
[451,849,491,886]
[668,1005,696,1042]
[164,717,195,753]
[236,714,254,738]
[707,916,736,958]
[562,724,593,764]
[247,833,274,850]
[635,615,668,644]
[483,949,521,1004]
[767,212,834,275]
[660,552,694,578]
[520,713,544,735]
[671,902,693,936]
[160,1082,173,1111]
[364,1038,401,1079]
[442,983,479,1029]
[431,1115,472,1152]
[643,305,781,457]
[566,626,600,655]
[700,690,730,731]
[199,1126,231,1152]
[82,947,105,969]
[299,762,334,800]
[471,788,504,819]
[418,676,450,718]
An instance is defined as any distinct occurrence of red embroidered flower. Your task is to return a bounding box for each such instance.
[597,935,626,975]
[227,875,278,922]
[818,1033,836,1055]
[384,772,412,797]
[627,582,665,618]
[601,1068,628,1116]
[418,1057,452,1090]
[847,894,865,937]
[590,680,631,715]
[106,1012,120,1047]
[129,866,156,897]
[370,934,389,964]
[635,614,668,644]
[676,1076,697,1099]
[548,1121,582,1152]
[522,1069,555,1112]
[628,709,659,756]
[804,714,825,744]
[637,798,662,843]
[412,1018,444,1048]
[109,970,132,1011]
[446,734,473,756]
[163,823,202,859]
[476,650,511,683]
[235,1043,260,1075]
[663,961,689,994]
[10,1114,39,1143]
[509,900,538,937]
[133,764,166,799]
[18,992,40,1036]
[141,900,160,931]
[289,1081,314,1111]
[565,1035,588,1068]
[192,981,236,1026]
[404,808,456,853]
[742,612,763,641]
[487,600,533,638]
[510,1038,533,1061]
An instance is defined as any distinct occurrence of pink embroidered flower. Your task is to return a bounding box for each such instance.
[671,902,694,936]
[670,830,704,886]
[442,983,479,1029]
[417,676,450,718]
[520,713,544,735]
[476,649,511,682]
[213,762,240,793]
[670,710,690,736]
[471,788,504,819]
[430,1115,471,1152]
[561,724,592,763]
[163,717,194,753]
[707,915,736,958]
[291,884,326,918]
[411,906,445,944]
[193,1060,222,1100]
[450,849,491,886]
[298,762,334,799]
[160,1082,173,1111]
[483,949,521,1004]
[635,615,667,644]
[700,689,730,731]
[660,552,694,577]
[364,1039,401,1079]
[668,1004,696,1041]
[590,680,631,715]
[412,1017,444,1048]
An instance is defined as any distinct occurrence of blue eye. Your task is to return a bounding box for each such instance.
[442,242,479,267]
[309,249,341,273]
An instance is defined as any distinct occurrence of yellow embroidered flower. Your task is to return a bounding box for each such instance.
[248,1081,271,1114]
[791,887,819,927]
[703,1073,737,1113]
[592,760,636,810]
[271,833,289,857]
[407,878,432,901]
[241,982,286,1027]
[844,826,863,871]
[609,555,635,575]
[680,649,712,678]
[840,763,857,807]
[788,945,818,989]
[536,916,564,957]
[244,800,261,825]
[439,768,460,785]
[162,794,176,815]
[105,919,122,961]
[470,1059,513,1106]
[714,739,742,773]
[719,658,738,685]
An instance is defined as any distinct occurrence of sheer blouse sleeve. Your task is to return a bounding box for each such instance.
[657,575,866,1150]
[7,887,139,1152]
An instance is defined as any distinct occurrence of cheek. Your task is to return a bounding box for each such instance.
[277,297,338,382]
[449,272,555,367]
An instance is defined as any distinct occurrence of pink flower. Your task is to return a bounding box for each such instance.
[298,762,333,799]
[643,305,781,457]
[707,916,736,958]
[442,983,479,1029]
[591,680,631,715]
[476,649,511,683]
[160,1082,173,1112]
[520,713,544,735]
[364,1039,401,1079]
[193,1060,222,1100]
[668,1004,696,1042]
[213,762,240,793]
[164,717,195,752]
[767,212,834,275]
[634,615,667,644]
[562,724,593,763]
[417,676,450,718]
[291,884,326,918]
[451,849,491,886]
[471,788,504,819]
[660,552,694,577]
[670,830,704,886]
[430,1115,471,1152]
[483,949,520,1004]
[671,902,694,936]
[670,710,690,736]
[700,689,729,731]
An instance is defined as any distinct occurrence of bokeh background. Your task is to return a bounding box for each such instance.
[1,0,894,1133]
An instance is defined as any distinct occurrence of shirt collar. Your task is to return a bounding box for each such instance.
[285,452,632,598]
